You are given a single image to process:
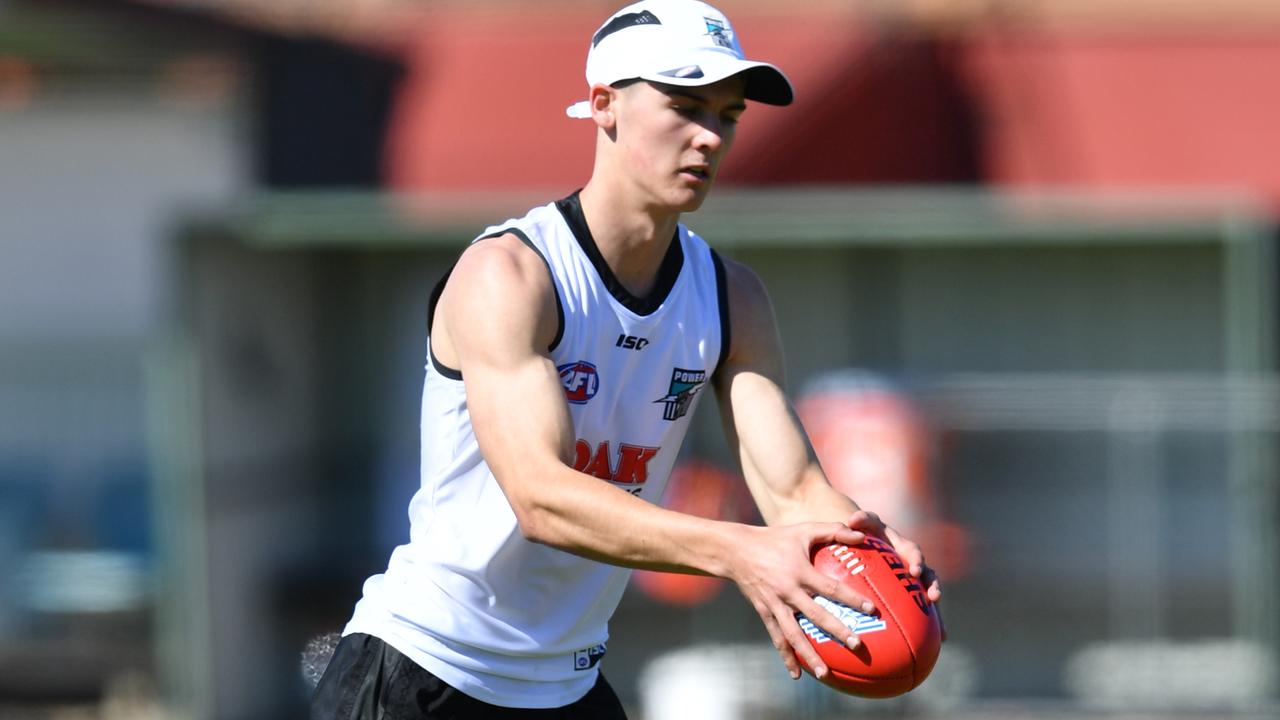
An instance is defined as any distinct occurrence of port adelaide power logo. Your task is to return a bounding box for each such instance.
[703,17,733,49]
[654,367,706,421]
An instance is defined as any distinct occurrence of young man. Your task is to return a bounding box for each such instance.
[313,1,942,717]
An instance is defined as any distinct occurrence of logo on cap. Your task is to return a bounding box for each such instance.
[660,65,705,80]
[592,9,661,47]
[704,17,732,49]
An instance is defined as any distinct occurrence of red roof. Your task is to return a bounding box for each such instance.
[382,5,1280,212]
[382,7,981,191]
[383,7,602,191]
[962,30,1280,204]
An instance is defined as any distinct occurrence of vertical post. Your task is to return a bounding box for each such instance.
[1221,210,1278,656]
[146,333,213,720]
[1106,387,1166,639]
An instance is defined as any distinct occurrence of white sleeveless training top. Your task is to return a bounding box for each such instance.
[344,192,730,708]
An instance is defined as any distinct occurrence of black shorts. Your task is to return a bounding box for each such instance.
[311,633,628,720]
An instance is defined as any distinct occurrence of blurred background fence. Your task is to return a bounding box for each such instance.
[2,1,1280,719]
[151,188,1280,720]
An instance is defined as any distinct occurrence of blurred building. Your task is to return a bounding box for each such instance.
[0,0,395,716]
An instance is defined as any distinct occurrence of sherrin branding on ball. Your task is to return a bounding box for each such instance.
[797,537,942,698]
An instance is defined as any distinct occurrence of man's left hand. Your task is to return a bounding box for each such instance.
[845,510,947,641]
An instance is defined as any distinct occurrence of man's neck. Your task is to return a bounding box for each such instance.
[577,181,681,299]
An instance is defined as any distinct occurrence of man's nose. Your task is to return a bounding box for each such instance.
[693,120,725,153]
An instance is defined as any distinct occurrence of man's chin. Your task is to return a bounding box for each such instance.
[669,186,712,213]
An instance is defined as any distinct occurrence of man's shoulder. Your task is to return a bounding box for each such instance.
[713,254,776,347]
[713,254,768,299]
[474,198,566,245]
[454,232,554,298]
[667,225,772,322]
[438,234,561,356]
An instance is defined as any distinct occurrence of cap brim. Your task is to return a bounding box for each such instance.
[739,63,794,106]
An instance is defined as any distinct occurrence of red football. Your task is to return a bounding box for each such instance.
[797,537,942,698]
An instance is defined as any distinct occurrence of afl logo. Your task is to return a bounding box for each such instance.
[558,361,600,404]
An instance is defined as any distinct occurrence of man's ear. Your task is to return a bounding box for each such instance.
[589,83,617,130]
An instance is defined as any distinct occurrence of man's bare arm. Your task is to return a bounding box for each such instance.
[712,256,944,677]
[712,259,858,527]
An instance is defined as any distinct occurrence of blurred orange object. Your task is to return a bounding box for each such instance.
[797,374,971,580]
[632,460,752,606]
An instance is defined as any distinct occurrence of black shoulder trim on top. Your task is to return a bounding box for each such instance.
[710,249,732,376]
[475,227,566,353]
[509,228,566,352]
[427,265,463,380]
[554,191,683,317]
[426,226,567,382]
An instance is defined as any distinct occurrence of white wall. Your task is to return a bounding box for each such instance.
[0,92,250,341]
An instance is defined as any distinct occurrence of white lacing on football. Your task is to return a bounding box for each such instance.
[830,545,866,575]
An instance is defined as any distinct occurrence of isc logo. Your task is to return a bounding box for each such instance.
[558,361,599,404]
[616,333,650,350]
[573,644,607,671]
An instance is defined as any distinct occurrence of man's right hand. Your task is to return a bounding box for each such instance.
[725,522,878,680]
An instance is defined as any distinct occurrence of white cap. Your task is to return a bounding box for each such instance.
[566,0,794,119]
